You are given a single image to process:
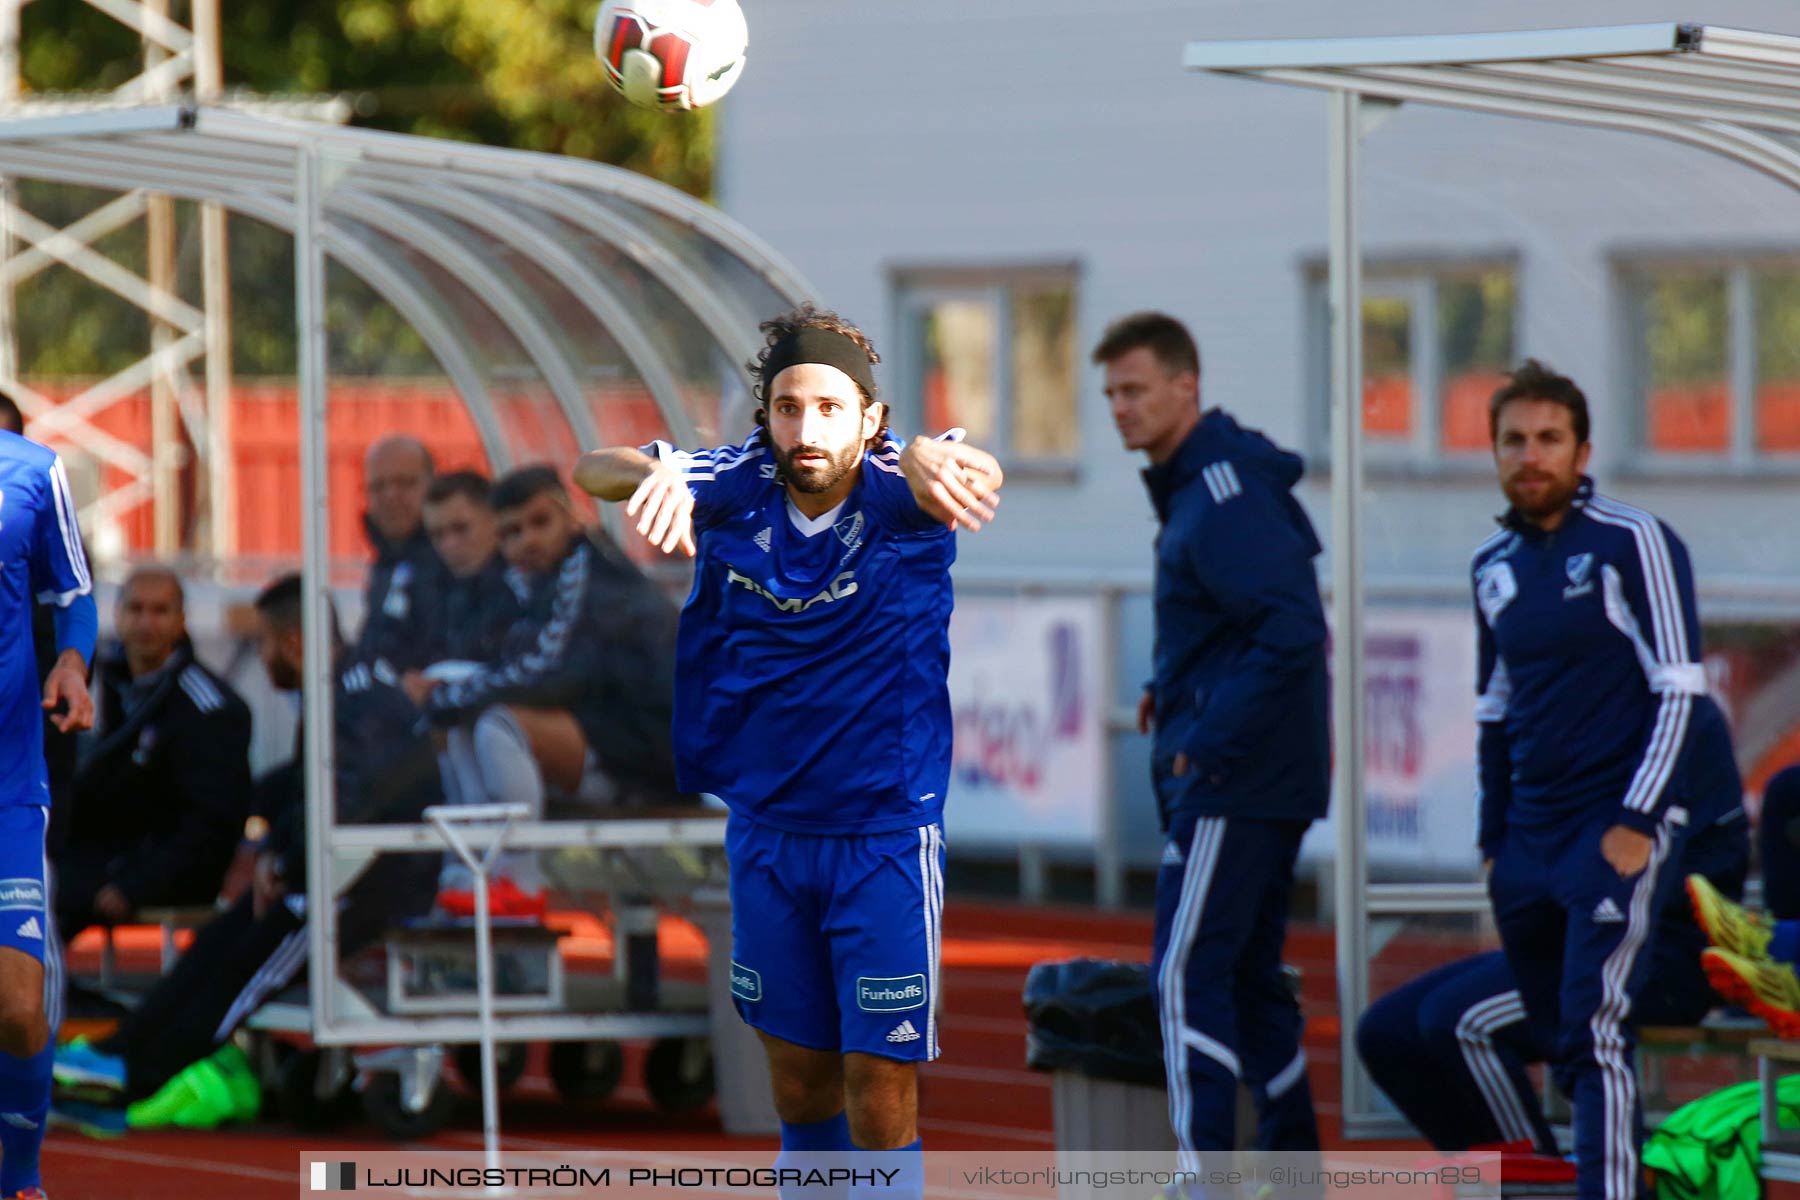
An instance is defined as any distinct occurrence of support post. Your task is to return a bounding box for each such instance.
[296,141,338,1033]
[1327,88,1371,1134]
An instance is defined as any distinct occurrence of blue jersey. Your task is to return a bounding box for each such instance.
[1472,478,1722,853]
[0,433,92,806]
[649,432,956,835]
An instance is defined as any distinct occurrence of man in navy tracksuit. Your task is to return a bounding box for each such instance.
[1098,312,1330,1163]
[1475,360,1728,1200]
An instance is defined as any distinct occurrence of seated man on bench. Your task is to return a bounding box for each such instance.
[53,566,251,942]
[51,574,440,1132]
[1358,801,1750,1156]
[403,466,687,917]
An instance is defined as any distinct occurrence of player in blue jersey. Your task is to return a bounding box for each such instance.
[0,430,96,1200]
[1474,360,1726,1200]
[575,305,1002,1172]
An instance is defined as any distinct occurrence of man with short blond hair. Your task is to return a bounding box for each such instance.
[1097,310,1328,1163]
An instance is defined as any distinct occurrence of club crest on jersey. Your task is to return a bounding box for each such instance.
[833,511,865,550]
[725,567,858,613]
[1564,552,1595,600]
[1476,560,1518,625]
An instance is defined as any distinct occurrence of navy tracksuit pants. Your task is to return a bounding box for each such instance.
[1358,952,1558,1155]
[1488,813,1687,1200]
[1357,938,1721,1159]
[1151,813,1318,1164]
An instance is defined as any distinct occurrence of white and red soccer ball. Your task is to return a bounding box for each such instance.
[595,0,748,112]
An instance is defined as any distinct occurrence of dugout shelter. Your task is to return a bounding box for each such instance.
[0,104,814,1078]
[1183,20,1800,1144]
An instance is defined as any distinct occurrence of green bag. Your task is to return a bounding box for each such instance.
[1644,1074,1800,1200]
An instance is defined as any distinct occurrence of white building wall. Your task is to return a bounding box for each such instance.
[718,0,1800,602]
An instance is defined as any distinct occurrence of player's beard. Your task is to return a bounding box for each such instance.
[1502,466,1582,525]
[777,440,861,494]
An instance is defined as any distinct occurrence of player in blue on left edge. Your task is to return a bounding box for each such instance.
[0,428,96,1200]
[576,305,1002,1190]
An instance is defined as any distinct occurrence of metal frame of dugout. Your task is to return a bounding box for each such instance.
[1181,20,1800,1146]
[0,103,819,1144]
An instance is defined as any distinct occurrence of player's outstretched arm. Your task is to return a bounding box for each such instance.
[574,446,695,556]
[900,434,1004,532]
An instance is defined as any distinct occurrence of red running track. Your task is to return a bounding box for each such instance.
[41,901,1406,1198]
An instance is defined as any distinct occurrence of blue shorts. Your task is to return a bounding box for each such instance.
[725,814,944,1062]
[0,807,49,963]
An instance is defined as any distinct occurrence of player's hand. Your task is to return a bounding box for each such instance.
[93,884,132,924]
[901,434,1003,532]
[624,461,697,556]
[1600,824,1653,878]
[43,649,93,733]
[1171,752,1188,777]
[252,853,287,921]
[1136,690,1155,736]
[401,670,438,708]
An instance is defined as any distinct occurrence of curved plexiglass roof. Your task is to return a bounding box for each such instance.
[0,103,814,470]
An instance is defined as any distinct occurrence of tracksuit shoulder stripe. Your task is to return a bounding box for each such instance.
[1586,497,1687,663]
[179,668,223,713]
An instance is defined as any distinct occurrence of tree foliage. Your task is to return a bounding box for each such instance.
[13,0,713,376]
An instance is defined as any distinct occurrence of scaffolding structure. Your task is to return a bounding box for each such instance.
[0,0,352,559]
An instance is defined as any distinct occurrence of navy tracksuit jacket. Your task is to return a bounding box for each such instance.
[1475,477,1728,1200]
[1142,410,1331,1164]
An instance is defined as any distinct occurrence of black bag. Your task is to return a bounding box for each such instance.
[1022,958,1166,1087]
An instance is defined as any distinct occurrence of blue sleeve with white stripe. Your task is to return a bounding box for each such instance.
[30,454,95,662]
[29,453,91,608]
[1608,519,1706,836]
[643,433,769,533]
[861,434,957,536]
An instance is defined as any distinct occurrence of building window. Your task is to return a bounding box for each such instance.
[892,266,1079,464]
[1625,258,1800,460]
[1312,263,1517,459]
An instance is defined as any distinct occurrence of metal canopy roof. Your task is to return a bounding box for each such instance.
[0,103,814,470]
[1184,22,1800,189]
[1183,20,1800,1142]
[0,103,820,1059]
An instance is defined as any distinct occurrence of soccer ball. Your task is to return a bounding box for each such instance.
[595,0,748,112]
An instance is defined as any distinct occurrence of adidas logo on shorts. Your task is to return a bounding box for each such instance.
[886,1020,921,1044]
[13,917,41,940]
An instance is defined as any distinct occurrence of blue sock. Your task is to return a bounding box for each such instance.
[780,1111,854,1151]
[849,1138,923,1200]
[776,1113,855,1200]
[0,1040,52,1194]
[1772,919,1800,966]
